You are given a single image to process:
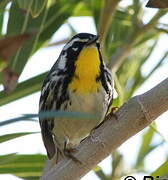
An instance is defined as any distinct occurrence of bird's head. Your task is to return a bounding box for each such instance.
[63,33,100,54]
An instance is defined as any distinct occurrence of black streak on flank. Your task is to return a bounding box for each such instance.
[97,47,110,95]
[96,75,101,82]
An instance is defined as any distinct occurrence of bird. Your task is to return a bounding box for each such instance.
[39,33,113,163]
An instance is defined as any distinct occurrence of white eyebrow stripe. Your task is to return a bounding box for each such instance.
[63,38,80,50]
[63,38,88,50]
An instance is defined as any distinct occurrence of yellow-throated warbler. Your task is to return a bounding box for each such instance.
[39,33,113,162]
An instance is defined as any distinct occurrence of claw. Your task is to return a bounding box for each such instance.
[64,148,82,164]
[63,141,82,164]
[106,106,118,120]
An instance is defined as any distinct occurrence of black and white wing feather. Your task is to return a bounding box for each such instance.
[39,59,69,159]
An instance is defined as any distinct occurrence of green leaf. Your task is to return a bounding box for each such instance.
[0,132,38,143]
[94,165,108,180]
[125,39,158,99]
[0,153,17,165]
[0,154,46,178]
[17,0,48,18]
[6,1,48,75]
[31,0,47,18]
[144,51,168,81]
[135,126,155,167]
[84,0,103,28]
[0,0,11,9]
[4,0,81,83]
[0,118,36,127]
[38,1,79,42]
[111,151,123,179]
[73,2,91,16]
[131,0,142,25]
[0,72,47,106]
[134,30,159,47]
[0,59,7,71]
[0,0,82,93]
[105,9,133,57]
[2,111,100,125]
[16,0,33,11]
[0,10,4,36]
[151,160,168,177]
[0,111,100,127]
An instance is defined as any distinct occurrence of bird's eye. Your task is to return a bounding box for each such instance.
[71,41,84,51]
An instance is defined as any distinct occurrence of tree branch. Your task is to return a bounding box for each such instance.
[41,78,168,180]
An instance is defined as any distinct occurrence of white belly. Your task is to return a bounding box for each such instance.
[52,88,107,149]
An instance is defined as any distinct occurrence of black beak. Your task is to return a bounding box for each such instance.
[86,35,99,46]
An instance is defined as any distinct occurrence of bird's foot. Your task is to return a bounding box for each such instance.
[106,106,118,120]
[63,141,81,164]
[64,148,82,164]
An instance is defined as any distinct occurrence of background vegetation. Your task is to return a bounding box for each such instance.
[0,0,167,179]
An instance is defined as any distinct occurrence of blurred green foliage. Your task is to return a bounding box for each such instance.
[0,0,167,179]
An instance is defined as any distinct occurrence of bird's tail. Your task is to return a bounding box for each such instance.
[42,148,63,176]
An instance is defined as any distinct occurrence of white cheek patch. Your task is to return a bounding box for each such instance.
[58,52,67,69]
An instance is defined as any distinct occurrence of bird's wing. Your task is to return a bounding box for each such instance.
[39,62,68,159]
[40,118,55,159]
[39,77,56,159]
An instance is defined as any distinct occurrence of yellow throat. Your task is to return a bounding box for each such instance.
[69,45,101,94]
